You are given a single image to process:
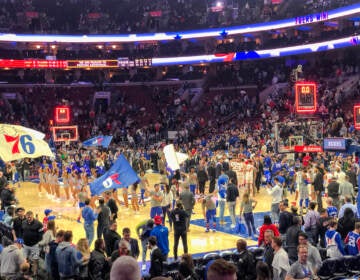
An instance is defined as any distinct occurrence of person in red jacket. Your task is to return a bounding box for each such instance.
[258,215,280,246]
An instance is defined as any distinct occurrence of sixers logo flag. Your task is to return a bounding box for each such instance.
[0,124,53,162]
[89,154,140,196]
[82,135,113,148]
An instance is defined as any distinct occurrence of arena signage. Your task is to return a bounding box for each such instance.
[294,145,323,153]
[295,82,317,113]
[323,138,346,151]
[354,105,360,130]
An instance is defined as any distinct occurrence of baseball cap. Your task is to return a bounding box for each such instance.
[48,215,56,221]
[154,215,162,225]
[44,209,53,216]
[14,238,24,245]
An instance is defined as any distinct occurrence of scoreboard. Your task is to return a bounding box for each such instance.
[295,81,317,113]
[354,105,360,130]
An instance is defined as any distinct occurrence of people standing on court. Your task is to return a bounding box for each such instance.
[207,161,216,194]
[202,193,217,232]
[170,201,188,261]
[150,184,164,218]
[327,176,340,210]
[313,165,324,210]
[179,184,195,232]
[82,198,101,247]
[150,215,169,261]
[105,191,118,221]
[161,184,173,230]
[240,193,257,238]
[226,178,239,228]
[136,219,154,269]
[217,170,229,225]
[188,167,198,195]
[197,165,208,195]
[266,177,283,223]
[97,197,111,239]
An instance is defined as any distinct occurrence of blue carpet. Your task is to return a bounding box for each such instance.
[190,211,270,240]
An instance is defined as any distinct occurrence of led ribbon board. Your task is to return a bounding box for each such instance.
[0,3,358,43]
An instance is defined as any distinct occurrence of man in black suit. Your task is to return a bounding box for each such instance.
[104,220,121,257]
[122,227,140,259]
[235,239,256,280]
[148,236,163,278]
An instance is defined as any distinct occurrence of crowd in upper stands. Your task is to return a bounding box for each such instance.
[0,0,356,34]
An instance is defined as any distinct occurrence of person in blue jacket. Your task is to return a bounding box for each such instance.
[82,198,100,247]
[217,171,229,225]
[56,230,85,279]
[150,215,169,261]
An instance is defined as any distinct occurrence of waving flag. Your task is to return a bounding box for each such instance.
[82,135,112,148]
[89,154,139,196]
[0,124,53,162]
[163,144,188,171]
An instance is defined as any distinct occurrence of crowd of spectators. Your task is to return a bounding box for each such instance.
[0,0,356,34]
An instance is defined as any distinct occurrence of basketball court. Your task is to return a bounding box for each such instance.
[15,173,298,261]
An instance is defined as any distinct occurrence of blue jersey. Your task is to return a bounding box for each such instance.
[218,184,227,199]
[264,156,272,169]
[150,225,169,255]
[345,231,360,256]
[272,162,282,174]
[327,206,338,218]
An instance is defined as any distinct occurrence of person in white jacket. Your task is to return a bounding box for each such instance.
[161,184,174,231]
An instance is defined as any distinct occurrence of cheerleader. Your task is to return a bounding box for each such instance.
[52,164,61,201]
[38,165,45,196]
[130,183,140,213]
[62,167,71,200]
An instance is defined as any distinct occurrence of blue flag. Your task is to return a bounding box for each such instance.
[89,154,140,196]
[82,136,113,148]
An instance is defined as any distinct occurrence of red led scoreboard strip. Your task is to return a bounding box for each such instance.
[0,59,67,68]
[66,60,118,68]
[0,59,149,68]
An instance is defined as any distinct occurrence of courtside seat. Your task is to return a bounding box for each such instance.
[219,250,233,261]
[163,260,179,274]
[317,257,339,280]
[248,247,264,262]
[203,252,220,264]
[333,257,347,277]
[318,247,328,261]
[347,255,360,275]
